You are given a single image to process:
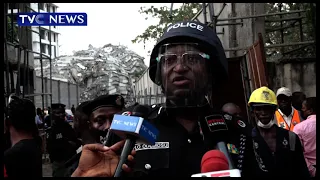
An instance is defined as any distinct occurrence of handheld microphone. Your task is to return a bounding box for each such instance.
[109,105,159,177]
[191,150,241,177]
[199,114,236,169]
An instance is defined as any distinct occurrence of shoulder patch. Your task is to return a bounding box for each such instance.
[223,114,233,121]
[227,143,239,154]
[121,111,132,116]
[237,120,246,128]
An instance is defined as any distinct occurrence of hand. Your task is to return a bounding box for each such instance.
[71,141,136,177]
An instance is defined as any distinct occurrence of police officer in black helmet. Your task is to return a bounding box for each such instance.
[72,21,253,177]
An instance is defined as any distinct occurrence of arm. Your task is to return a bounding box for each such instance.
[64,123,82,147]
[292,132,311,178]
[293,126,316,177]
[35,116,42,124]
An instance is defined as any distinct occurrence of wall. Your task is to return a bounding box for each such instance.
[268,59,316,97]
[34,76,84,109]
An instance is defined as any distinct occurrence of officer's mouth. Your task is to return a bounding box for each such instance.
[172,76,191,86]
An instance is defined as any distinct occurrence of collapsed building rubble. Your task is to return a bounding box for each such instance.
[34,44,147,105]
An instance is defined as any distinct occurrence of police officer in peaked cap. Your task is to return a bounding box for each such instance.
[72,21,254,177]
[63,94,125,177]
[81,94,125,145]
[46,103,81,177]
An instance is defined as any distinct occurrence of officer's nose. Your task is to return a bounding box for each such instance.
[173,62,188,73]
[103,120,111,131]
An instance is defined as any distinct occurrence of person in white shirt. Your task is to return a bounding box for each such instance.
[274,87,303,131]
[35,108,43,128]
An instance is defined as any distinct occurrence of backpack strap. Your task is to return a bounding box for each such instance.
[288,131,296,151]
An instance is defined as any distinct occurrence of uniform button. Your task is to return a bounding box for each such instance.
[145,164,151,170]
[188,139,192,143]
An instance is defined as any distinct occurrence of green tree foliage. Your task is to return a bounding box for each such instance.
[265,3,315,59]
[7,16,18,42]
[132,3,202,46]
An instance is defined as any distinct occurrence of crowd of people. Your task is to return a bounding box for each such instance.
[3,20,316,178]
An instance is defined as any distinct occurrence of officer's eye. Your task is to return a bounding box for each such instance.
[183,54,199,65]
[95,117,106,124]
[161,55,177,65]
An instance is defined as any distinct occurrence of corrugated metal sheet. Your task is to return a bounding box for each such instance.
[245,33,268,90]
[34,76,83,108]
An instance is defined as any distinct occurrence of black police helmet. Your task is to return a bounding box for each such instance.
[149,21,228,86]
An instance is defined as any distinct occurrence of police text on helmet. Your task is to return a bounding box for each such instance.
[167,22,204,33]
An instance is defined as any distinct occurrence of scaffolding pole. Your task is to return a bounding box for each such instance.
[38,4,45,111]
[5,3,53,112]
[49,21,53,125]
[216,3,227,19]
[265,16,305,22]
[217,9,306,21]
[15,6,22,96]
[202,3,207,25]
[224,41,315,51]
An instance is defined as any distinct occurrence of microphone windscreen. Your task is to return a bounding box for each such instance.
[201,150,229,173]
[131,105,150,118]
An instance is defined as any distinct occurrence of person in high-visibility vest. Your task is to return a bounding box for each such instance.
[247,86,309,178]
[275,87,303,131]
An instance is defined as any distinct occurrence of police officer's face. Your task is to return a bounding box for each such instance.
[89,107,121,132]
[52,108,66,122]
[160,44,208,98]
[253,105,275,125]
[277,95,292,110]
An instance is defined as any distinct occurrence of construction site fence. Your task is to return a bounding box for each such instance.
[134,93,166,105]
[34,76,84,109]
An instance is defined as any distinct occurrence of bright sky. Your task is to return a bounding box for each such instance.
[55,3,176,67]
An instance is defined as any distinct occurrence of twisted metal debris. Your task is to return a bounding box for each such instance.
[35,44,147,105]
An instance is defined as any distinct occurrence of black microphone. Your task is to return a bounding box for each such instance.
[199,114,236,170]
[110,105,159,177]
[103,130,113,147]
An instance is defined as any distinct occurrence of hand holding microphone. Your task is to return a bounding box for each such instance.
[71,105,158,177]
[71,141,136,177]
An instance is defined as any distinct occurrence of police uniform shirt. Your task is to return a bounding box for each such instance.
[130,106,206,177]
[47,120,79,162]
[118,104,252,177]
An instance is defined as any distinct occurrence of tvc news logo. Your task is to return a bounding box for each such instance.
[17,13,87,26]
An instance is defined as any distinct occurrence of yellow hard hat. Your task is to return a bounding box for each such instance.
[248,86,277,107]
